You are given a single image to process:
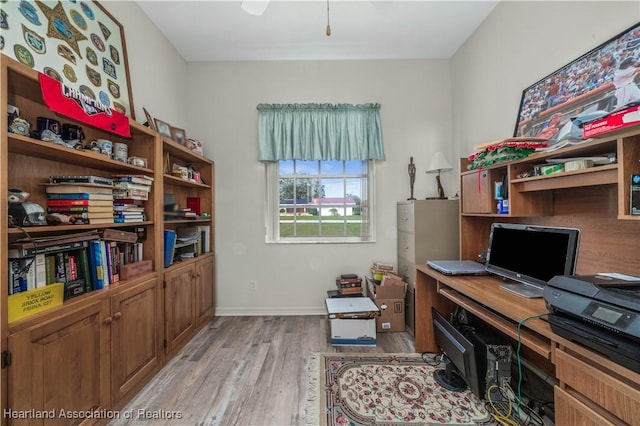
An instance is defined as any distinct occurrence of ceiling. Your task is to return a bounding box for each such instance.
[135,1,499,62]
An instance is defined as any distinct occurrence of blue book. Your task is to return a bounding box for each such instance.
[164,230,177,268]
[88,240,105,289]
[47,193,113,200]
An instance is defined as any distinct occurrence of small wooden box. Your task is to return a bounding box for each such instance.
[120,260,153,281]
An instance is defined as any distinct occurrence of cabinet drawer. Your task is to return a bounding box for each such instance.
[397,231,415,261]
[397,203,415,233]
[398,256,416,289]
[556,349,639,425]
[555,386,622,426]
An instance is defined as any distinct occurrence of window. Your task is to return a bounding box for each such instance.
[265,160,375,243]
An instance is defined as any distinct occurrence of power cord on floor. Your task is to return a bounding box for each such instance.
[485,382,544,425]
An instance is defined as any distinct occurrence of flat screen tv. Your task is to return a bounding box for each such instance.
[486,223,580,297]
[432,308,483,398]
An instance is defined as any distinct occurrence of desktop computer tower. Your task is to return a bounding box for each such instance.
[457,310,512,400]
[471,331,513,401]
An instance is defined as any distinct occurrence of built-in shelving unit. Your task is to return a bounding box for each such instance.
[0,55,215,421]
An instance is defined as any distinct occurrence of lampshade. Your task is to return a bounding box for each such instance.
[426,152,453,174]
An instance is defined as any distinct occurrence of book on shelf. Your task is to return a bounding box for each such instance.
[114,217,145,224]
[113,199,145,206]
[63,211,115,219]
[198,225,211,253]
[8,255,46,294]
[47,205,114,213]
[89,240,106,290]
[49,175,114,186]
[45,184,114,194]
[46,193,114,201]
[113,190,148,201]
[113,204,145,211]
[9,237,96,258]
[113,181,151,192]
[164,230,177,268]
[186,197,201,215]
[111,174,154,184]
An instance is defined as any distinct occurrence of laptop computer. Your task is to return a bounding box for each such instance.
[426,260,488,276]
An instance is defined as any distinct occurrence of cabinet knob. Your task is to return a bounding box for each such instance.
[113,312,122,320]
[104,317,113,325]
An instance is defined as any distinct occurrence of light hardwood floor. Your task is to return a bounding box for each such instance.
[110,315,416,426]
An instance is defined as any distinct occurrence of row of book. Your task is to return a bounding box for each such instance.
[46,175,153,224]
[8,230,144,298]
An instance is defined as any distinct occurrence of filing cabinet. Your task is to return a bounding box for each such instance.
[397,200,459,333]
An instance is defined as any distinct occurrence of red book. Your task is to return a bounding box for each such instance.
[47,199,91,206]
[187,197,201,215]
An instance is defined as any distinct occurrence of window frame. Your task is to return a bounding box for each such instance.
[265,160,376,244]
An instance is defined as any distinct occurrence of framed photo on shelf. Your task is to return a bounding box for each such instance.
[513,22,640,145]
[0,0,136,118]
[171,127,187,145]
[143,108,155,130]
[154,119,172,138]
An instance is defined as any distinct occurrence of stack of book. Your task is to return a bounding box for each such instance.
[46,176,115,224]
[336,274,363,296]
[112,174,153,223]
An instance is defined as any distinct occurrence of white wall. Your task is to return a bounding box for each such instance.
[186,60,453,315]
[451,1,639,165]
[103,2,188,128]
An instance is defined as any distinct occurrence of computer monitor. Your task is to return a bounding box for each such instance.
[432,308,483,398]
[486,223,580,293]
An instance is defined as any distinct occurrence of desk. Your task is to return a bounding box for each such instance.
[414,264,640,425]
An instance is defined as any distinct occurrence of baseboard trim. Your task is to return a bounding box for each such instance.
[216,307,327,316]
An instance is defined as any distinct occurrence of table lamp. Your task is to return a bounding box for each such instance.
[426,152,453,199]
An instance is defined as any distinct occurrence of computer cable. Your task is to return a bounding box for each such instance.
[516,313,549,424]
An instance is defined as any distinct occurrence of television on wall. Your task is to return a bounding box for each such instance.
[513,22,640,145]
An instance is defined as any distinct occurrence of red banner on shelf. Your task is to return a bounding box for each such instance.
[39,73,131,138]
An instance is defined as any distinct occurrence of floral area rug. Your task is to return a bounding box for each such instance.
[305,353,493,426]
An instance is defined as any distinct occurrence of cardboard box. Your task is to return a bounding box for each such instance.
[368,275,407,299]
[325,297,378,346]
[375,299,405,332]
[367,277,407,332]
[583,105,640,138]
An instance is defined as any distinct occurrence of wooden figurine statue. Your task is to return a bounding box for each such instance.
[408,157,416,200]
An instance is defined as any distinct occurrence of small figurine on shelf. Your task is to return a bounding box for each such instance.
[188,138,204,155]
[407,157,416,200]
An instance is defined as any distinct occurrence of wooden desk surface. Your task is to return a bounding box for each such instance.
[415,264,554,356]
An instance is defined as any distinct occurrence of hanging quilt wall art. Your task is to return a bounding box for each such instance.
[0,0,135,118]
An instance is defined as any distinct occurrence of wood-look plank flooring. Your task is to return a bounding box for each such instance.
[110,315,416,426]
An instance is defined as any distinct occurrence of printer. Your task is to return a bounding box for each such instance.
[543,274,640,374]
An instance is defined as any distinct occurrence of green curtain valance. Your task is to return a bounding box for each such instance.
[257,103,385,161]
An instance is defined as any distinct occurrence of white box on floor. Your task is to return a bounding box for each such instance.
[325,297,379,346]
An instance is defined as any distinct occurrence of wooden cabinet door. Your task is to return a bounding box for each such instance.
[7,299,110,425]
[164,264,196,356]
[195,256,215,327]
[461,170,494,213]
[111,277,162,403]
